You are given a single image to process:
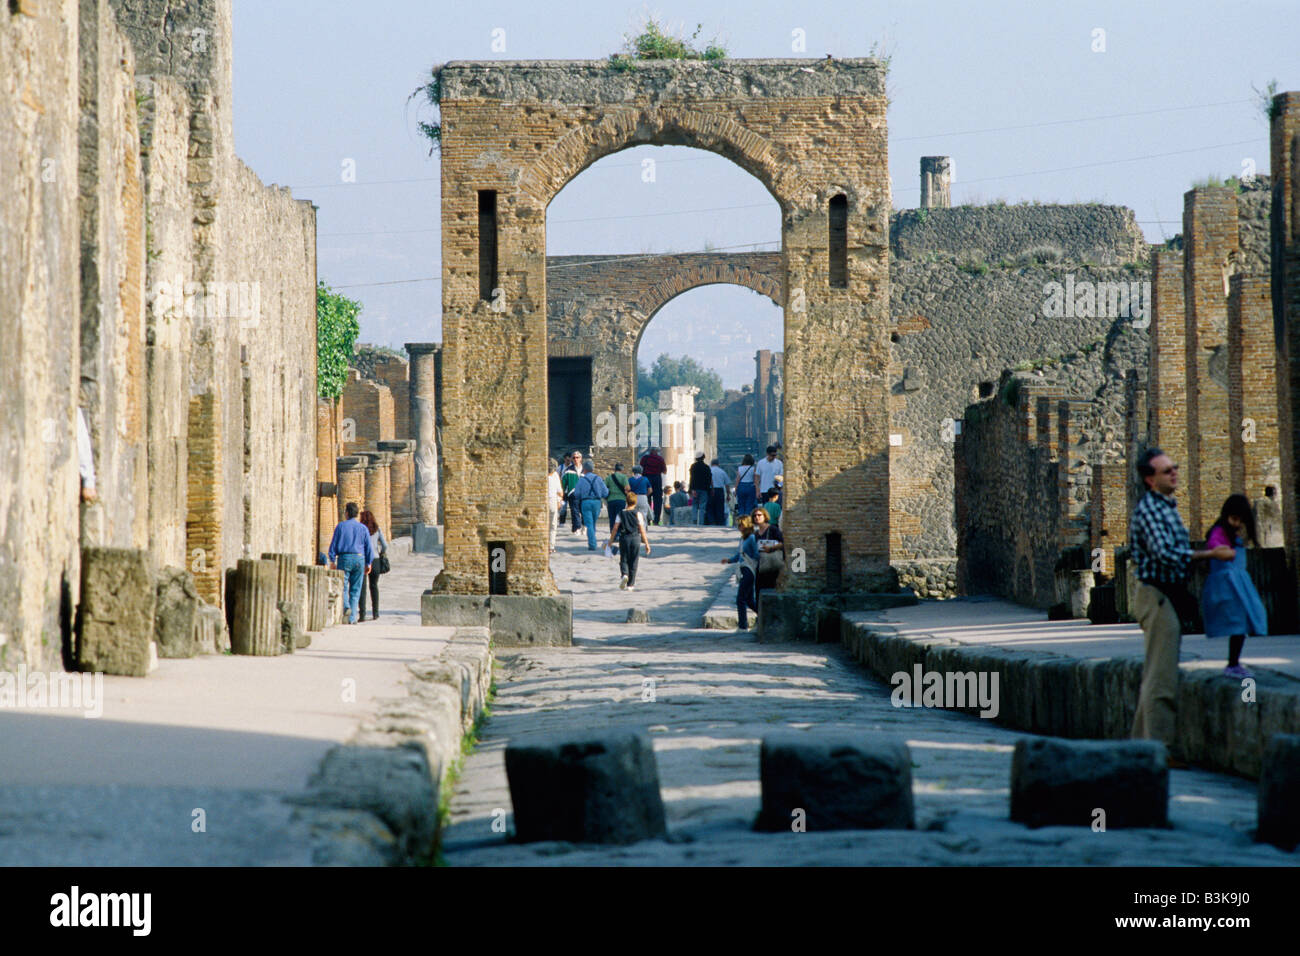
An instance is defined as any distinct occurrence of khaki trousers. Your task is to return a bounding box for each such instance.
[1131,582,1182,747]
[547,504,559,551]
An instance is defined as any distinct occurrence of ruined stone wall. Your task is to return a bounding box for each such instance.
[0,0,83,670]
[888,245,1149,595]
[956,374,1074,608]
[341,367,395,454]
[889,205,1147,266]
[439,58,891,596]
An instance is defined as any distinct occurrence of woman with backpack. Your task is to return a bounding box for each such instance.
[1202,494,1268,677]
[606,492,652,591]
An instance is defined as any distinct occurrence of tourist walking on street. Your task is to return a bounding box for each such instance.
[1129,448,1234,764]
[628,465,652,527]
[639,446,668,525]
[1202,494,1268,678]
[720,515,759,630]
[606,462,631,534]
[576,459,609,551]
[606,492,652,591]
[755,444,783,505]
[689,451,712,525]
[668,481,691,525]
[357,509,388,621]
[547,457,563,554]
[734,453,757,520]
[563,451,584,533]
[709,458,729,526]
[761,487,782,527]
[327,501,374,625]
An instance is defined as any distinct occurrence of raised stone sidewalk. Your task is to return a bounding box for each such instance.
[0,544,487,865]
[841,599,1300,778]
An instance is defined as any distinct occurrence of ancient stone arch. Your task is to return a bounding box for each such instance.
[431,58,891,604]
[546,251,783,459]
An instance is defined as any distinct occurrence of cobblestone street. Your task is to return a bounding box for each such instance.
[442,525,1299,866]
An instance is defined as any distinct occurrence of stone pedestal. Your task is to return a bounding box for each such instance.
[421,591,572,646]
[301,564,330,631]
[412,523,442,553]
[77,547,156,676]
[231,558,281,656]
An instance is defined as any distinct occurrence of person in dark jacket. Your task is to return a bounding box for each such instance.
[689,452,712,525]
[358,509,388,621]
[639,447,668,525]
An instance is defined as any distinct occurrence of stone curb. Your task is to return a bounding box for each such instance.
[286,625,493,865]
[702,570,753,630]
[841,613,1300,779]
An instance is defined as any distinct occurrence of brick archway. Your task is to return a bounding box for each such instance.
[433,58,891,602]
[547,251,783,461]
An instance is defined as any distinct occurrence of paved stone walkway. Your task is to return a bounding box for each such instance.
[0,541,447,865]
[443,525,1299,866]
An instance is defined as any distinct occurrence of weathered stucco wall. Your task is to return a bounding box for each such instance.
[0,0,83,670]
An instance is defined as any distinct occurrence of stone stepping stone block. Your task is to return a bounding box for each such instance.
[626,608,649,624]
[1010,737,1167,829]
[1257,733,1300,851]
[756,733,915,832]
[505,730,667,844]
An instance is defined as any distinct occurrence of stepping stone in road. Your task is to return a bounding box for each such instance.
[1010,737,1167,829]
[755,733,915,832]
[505,730,668,845]
[627,608,650,623]
[1257,733,1300,851]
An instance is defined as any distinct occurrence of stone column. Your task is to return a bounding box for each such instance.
[364,451,393,538]
[336,455,367,522]
[406,342,441,549]
[379,439,416,537]
[1228,273,1280,501]
[920,157,952,209]
[231,558,280,656]
[262,552,304,636]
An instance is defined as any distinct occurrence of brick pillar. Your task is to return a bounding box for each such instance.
[1057,399,1093,549]
[316,398,338,558]
[186,391,223,606]
[1148,249,1188,475]
[405,342,441,528]
[336,455,366,522]
[1228,273,1280,500]
[920,156,952,209]
[364,451,393,538]
[1034,388,1066,455]
[1124,369,1149,522]
[1270,91,1300,572]
[1090,460,1128,575]
[1183,188,1239,539]
[379,439,416,537]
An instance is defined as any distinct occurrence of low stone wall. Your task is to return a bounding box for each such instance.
[841,613,1300,779]
[288,626,493,865]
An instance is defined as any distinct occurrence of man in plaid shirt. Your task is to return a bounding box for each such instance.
[1129,448,1234,762]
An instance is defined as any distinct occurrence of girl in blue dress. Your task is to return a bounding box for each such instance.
[1201,494,1268,677]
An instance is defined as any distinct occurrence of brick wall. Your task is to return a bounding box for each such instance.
[341,369,395,455]
[1270,92,1300,577]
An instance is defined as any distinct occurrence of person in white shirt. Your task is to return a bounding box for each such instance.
[755,445,783,500]
[547,458,563,553]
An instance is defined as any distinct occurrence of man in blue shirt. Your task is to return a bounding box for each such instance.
[576,460,609,551]
[328,501,375,625]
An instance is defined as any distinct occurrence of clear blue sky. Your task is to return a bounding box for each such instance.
[231,1,1296,388]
